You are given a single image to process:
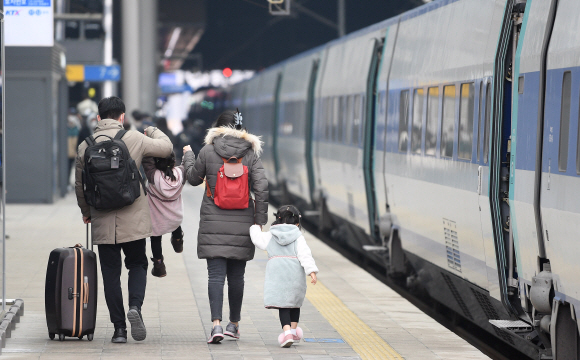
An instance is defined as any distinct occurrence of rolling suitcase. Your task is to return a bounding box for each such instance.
[45,224,97,341]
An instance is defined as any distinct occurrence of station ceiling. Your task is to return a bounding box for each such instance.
[186,0,424,71]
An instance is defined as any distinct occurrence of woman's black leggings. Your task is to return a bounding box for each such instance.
[279,308,300,328]
[150,226,183,259]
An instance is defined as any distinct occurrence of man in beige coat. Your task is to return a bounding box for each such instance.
[75,97,172,343]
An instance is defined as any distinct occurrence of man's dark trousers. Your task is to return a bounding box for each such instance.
[98,239,148,329]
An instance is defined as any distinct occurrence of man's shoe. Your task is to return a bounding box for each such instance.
[151,257,167,277]
[127,306,147,341]
[207,325,224,344]
[111,327,127,343]
[224,322,240,339]
[171,230,184,253]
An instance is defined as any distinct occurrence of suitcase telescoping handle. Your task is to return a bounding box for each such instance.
[86,223,92,251]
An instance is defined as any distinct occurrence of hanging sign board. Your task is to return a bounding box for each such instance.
[4,0,54,47]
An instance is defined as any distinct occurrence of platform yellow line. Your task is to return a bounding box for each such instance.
[306,280,404,360]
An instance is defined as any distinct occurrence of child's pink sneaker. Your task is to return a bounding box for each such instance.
[278,333,294,348]
[292,327,303,342]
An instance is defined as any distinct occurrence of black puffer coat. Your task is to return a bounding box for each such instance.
[183,127,269,261]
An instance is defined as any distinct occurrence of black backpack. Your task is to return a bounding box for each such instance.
[82,130,146,210]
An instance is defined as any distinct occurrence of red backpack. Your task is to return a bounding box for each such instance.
[206,157,249,210]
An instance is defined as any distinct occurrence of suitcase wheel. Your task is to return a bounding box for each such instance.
[78,336,83,340]
[48,332,55,340]
[87,333,94,341]
[58,333,65,341]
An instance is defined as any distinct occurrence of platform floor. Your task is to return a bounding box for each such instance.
[0,187,490,359]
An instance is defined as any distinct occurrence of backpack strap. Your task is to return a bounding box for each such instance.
[138,172,148,195]
[114,129,127,140]
[221,157,243,164]
[85,135,96,146]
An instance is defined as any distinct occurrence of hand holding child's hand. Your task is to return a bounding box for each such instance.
[310,272,317,285]
[183,145,192,153]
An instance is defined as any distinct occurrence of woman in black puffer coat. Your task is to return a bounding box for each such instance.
[182,111,268,343]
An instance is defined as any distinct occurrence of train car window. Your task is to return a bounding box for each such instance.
[518,76,525,94]
[458,83,475,160]
[483,83,492,164]
[346,95,354,144]
[441,85,456,158]
[353,94,362,146]
[559,71,572,172]
[332,97,340,141]
[398,90,409,152]
[477,82,483,161]
[338,96,345,142]
[426,87,439,156]
[323,100,327,139]
[412,88,424,154]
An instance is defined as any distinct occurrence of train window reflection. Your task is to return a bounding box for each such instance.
[398,90,409,152]
[332,97,340,141]
[441,85,456,158]
[477,82,483,161]
[426,87,438,156]
[412,89,424,154]
[458,83,475,160]
[483,83,491,164]
[323,98,331,140]
[353,94,362,146]
[338,97,345,142]
[346,95,353,144]
[559,72,571,172]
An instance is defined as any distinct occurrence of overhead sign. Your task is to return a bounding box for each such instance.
[66,65,121,82]
[4,0,54,47]
[84,65,121,81]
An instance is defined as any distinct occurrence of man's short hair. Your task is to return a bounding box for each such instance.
[98,96,126,120]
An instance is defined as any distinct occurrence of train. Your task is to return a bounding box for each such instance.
[222,0,580,358]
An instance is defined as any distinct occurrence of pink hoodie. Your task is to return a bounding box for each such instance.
[146,166,185,236]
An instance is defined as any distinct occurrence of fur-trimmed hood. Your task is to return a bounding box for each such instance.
[205,126,263,157]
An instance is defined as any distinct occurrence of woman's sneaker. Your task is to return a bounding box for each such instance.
[151,257,166,277]
[171,230,184,253]
[208,325,224,344]
[224,322,240,339]
[278,333,294,348]
[292,327,303,342]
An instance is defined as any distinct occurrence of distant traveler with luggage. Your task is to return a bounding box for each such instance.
[182,110,268,343]
[74,96,173,344]
[142,151,186,277]
[249,205,318,348]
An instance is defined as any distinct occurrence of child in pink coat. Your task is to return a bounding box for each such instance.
[142,152,186,277]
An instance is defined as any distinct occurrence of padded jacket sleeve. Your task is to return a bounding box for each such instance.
[250,154,269,226]
[183,149,205,186]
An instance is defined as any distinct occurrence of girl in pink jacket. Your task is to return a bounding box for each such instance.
[142,152,186,277]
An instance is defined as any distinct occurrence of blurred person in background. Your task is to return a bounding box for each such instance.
[67,109,81,188]
[77,112,98,148]
[77,88,98,115]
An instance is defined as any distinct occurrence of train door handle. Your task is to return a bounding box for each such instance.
[478,166,483,195]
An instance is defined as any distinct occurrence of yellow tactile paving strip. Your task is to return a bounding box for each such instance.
[306,280,404,360]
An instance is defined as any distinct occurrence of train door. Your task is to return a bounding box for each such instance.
[487,0,520,316]
[272,73,283,184]
[363,38,384,242]
[305,59,320,206]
